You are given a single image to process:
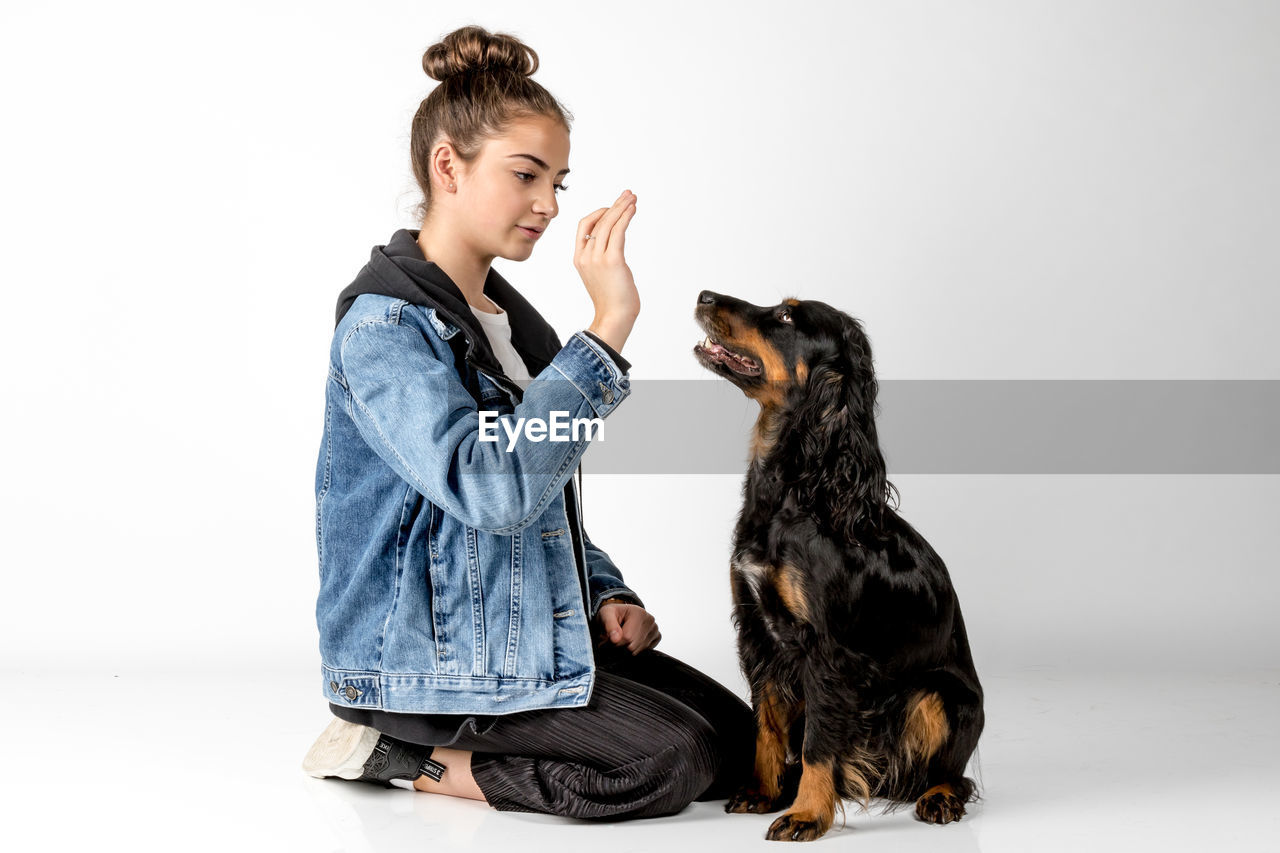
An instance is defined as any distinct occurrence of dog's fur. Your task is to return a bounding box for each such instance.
[693,291,984,842]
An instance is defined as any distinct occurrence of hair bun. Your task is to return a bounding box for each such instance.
[423,25,539,82]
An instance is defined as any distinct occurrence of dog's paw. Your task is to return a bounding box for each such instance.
[726,785,783,814]
[914,785,966,824]
[765,809,832,842]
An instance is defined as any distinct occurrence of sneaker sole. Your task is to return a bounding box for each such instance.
[302,717,381,779]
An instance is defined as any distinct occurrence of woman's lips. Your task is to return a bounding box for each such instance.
[517,226,542,240]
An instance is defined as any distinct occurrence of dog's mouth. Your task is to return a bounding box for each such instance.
[694,334,762,376]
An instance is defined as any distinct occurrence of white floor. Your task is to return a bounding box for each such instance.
[7,666,1278,852]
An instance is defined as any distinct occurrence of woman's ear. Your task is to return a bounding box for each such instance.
[431,141,460,192]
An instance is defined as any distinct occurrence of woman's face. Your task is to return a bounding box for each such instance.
[458,114,570,262]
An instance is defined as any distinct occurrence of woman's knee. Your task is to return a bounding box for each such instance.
[652,714,719,810]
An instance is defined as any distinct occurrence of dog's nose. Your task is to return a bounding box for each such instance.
[697,290,717,305]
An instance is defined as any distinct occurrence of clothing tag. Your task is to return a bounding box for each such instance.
[418,756,447,783]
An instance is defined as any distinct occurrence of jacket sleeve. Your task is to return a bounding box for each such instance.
[582,527,645,616]
[581,330,631,374]
[339,315,631,534]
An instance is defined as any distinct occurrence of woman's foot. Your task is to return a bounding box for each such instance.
[410,745,487,801]
[302,717,445,788]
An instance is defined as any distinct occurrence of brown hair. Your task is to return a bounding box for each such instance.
[411,25,573,223]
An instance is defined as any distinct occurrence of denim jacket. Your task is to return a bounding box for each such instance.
[315,232,640,715]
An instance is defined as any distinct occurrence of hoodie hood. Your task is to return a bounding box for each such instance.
[335,229,563,385]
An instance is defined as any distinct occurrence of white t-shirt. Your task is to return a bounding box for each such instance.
[468,296,534,391]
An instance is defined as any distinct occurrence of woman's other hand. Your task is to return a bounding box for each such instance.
[576,190,639,353]
[594,600,661,654]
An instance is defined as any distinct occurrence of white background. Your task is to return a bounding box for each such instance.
[2,2,1278,850]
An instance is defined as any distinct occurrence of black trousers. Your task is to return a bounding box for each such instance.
[332,645,755,820]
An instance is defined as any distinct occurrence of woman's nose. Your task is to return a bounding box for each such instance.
[534,193,557,218]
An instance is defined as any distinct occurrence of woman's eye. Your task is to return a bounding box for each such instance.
[515,172,568,193]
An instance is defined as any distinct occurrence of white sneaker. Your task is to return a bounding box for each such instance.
[302,717,445,787]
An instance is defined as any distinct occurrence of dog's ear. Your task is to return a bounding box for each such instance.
[781,315,896,541]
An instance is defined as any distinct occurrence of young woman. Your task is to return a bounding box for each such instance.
[302,25,753,820]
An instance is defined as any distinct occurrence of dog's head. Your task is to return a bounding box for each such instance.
[693,290,896,537]
[692,290,875,407]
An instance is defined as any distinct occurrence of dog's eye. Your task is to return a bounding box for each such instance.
[778,308,792,323]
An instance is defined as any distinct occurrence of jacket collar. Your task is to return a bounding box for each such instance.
[335,229,563,382]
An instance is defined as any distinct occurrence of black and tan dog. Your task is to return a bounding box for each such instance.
[693,290,984,842]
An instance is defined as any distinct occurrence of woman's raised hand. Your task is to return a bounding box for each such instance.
[576,190,639,354]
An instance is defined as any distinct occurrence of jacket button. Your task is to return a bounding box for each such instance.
[329,681,339,693]
[599,382,614,404]
[344,685,360,701]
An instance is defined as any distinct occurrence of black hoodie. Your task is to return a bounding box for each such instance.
[335,229,629,402]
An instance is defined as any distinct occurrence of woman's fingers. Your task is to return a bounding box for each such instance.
[630,627,659,654]
[577,192,628,247]
[591,191,636,259]
[598,604,623,644]
[574,207,609,267]
[620,609,659,654]
[605,201,637,259]
[613,605,636,650]
[643,620,660,652]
